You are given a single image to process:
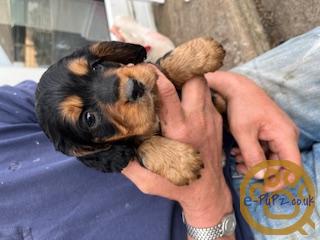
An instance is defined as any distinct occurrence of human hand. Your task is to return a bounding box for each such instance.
[205,71,301,189]
[122,69,233,231]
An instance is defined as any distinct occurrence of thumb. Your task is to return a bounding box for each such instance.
[122,161,179,200]
[153,67,185,128]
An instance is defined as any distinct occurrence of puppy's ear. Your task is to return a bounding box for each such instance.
[89,41,147,64]
[77,144,137,172]
[50,133,84,157]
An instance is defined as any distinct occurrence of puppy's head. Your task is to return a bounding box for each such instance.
[35,41,159,171]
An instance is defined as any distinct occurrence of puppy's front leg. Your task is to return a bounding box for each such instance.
[138,136,203,186]
[157,37,227,112]
[157,37,225,88]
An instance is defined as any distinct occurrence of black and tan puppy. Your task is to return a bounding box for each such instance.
[35,37,225,185]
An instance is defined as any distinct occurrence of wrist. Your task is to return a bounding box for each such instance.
[181,183,232,228]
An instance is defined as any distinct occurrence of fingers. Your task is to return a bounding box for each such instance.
[264,138,301,191]
[121,161,179,200]
[230,147,241,157]
[270,137,301,167]
[205,71,245,99]
[110,26,126,42]
[154,68,185,128]
[236,163,249,175]
[263,168,296,192]
[181,77,208,115]
[235,132,267,179]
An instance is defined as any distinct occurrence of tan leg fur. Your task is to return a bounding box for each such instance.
[158,37,225,88]
[138,136,203,186]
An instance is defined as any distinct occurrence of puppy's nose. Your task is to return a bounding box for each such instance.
[127,78,145,101]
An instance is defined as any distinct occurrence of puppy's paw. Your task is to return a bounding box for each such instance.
[138,136,203,186]
[158,37,225,88]
[165,145,203,186]
[196,37,225,73]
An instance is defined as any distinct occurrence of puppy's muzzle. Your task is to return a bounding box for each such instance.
[127,78,145,101]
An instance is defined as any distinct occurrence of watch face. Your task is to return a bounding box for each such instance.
[223,214,236,234]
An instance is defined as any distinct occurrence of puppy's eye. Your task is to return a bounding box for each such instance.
[92,61,104,72]
[91,60,122,72]
[84,112,97,128]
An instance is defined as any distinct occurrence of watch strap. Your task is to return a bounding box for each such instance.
[182,212,235,240]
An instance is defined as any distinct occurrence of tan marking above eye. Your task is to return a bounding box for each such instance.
[68,57,89,76]
[59,96,83,123]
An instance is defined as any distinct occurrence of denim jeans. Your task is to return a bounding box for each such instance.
[231,27,320,240]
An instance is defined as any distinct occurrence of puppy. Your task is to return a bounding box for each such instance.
[35,37,225,185]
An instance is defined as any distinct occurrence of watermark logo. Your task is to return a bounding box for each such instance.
[240,160,315,235]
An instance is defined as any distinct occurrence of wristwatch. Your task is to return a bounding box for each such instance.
[182,212,236,239]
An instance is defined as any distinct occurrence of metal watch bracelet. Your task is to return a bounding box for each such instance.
[182,212,236,240]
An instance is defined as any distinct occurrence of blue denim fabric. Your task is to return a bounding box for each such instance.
[230,27,320,239]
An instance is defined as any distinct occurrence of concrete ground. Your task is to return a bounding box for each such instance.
[153,0,320,69]
[254,0,320,47]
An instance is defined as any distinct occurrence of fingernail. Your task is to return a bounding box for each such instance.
[288,172,296,184]
[254,169,266,179]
